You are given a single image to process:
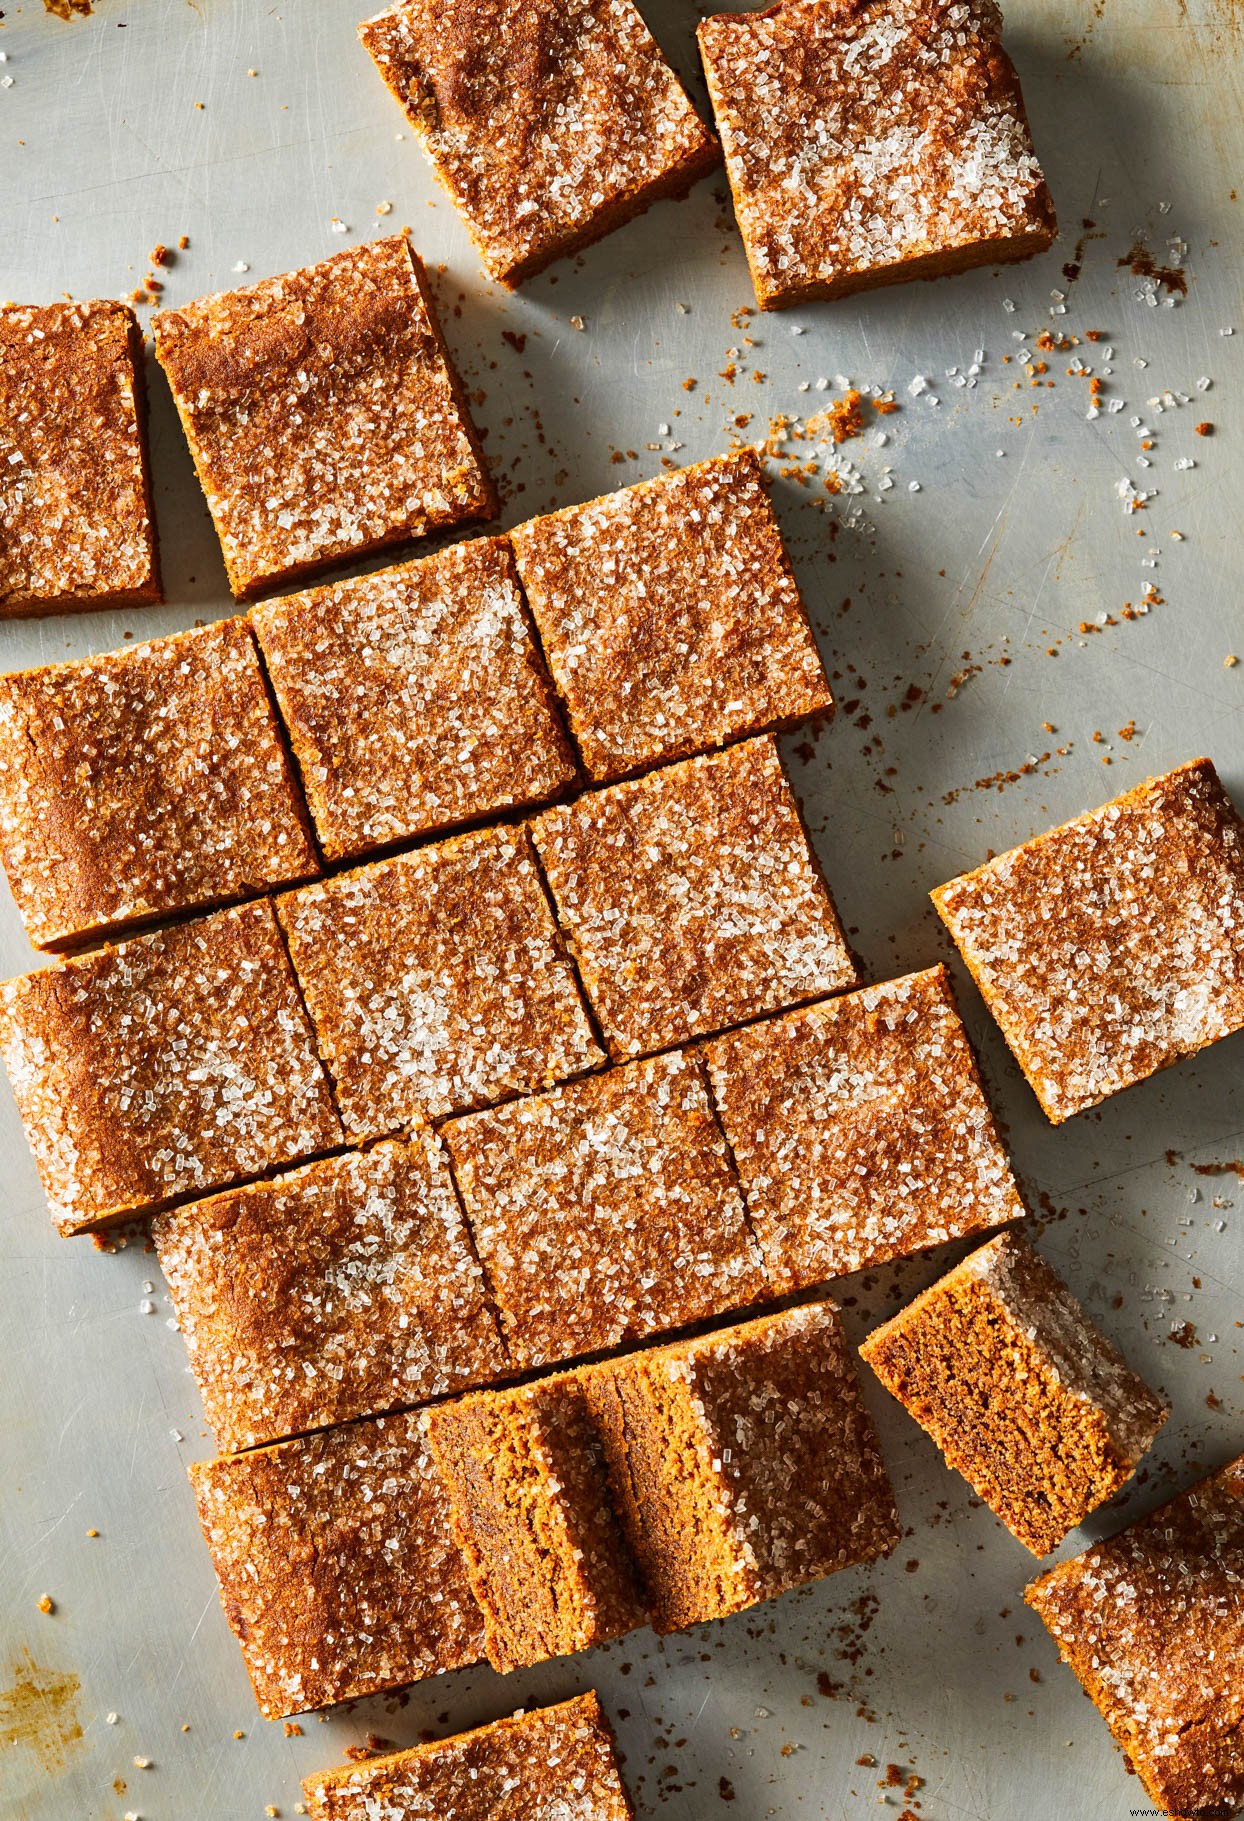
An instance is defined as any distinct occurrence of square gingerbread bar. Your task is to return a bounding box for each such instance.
[359,0,716,287]
[1026,1453,1244,1818]
[426,1376,647,1672]
[703,965,1025,1293]
[443,1047,766,1372]
[932,758,1244,1123]
[0,900,342,1236]
[583,1300,899,1633]
[698,0,1057,310]
[532,734,857,1058]
[1,299,160,616]
[861,1232,1169,1556]
[0,618,318,952]
[510,448,832,781]
[304,1692,635,1821]
[252,535,576,862]
[153,235,494,599]
[153,1135,508,1453]
[190,1410,484,1717]
[277,823,602,1140]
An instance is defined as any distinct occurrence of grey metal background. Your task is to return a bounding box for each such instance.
[0,1,1241,1817]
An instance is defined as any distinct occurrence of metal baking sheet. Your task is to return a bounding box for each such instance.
[1,1,1241,1816]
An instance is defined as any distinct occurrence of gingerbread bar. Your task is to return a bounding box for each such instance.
[703,966,1025,1293]
[0,619,318,952]
[931,758,1244,1123]
[1,299,160,616]
[510,449,831,781]
[583,1300,898,1633]
[698,0,1057,310]
[359,0,716,287]
[443,1048,765,1371]
[153,236,493,599]
[1026,1454,1244,1818]
[0,900,342,1236]
[861,1232,1169,1555]
[251,536,576,862]
[426,1376,647,1672]
[277,824,602,1139]
[304,1692,634,1820]
[533,735,856,1058]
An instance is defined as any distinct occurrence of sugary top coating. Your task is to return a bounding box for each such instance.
[443,1047,765,1370]
[0,298,158,614]
[153,1136,508,1453]
[1026,1454,1244,1818]
[533,735,857,1057]
[190,1410,484,1718]
[0,618,317,951]
[703,965,1025,1292]
[153,236,493,598]
[510,449,832,780]
[304,1691,634,1820]
[932,758,1244,1122]
[359,0,714,285]
[277,824,603,1138]
[252,535,576,861]
[0,899,342,1235]
[698,0,1055,304]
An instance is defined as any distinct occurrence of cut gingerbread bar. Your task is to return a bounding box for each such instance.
[1,299,160,616]
[304,1692,634,1821]
[443,1048,766,1371]
[510,448,831,781]
[583,1300,898,1633]
[0,619,318,952]
[191,1410,483,1718]
[277,824,602,1140]
[703,965,1025,1293]
[359,0,716,287]
[251,536,576,862]
[698,0,1057,310]
[426,1376,647,1672]
[153,1136,507,1453]
[153,236,493,599]
[861,1232,1169,1556]
[533,735,856,1058]
[932,758,1244,1123]
[0,900,342,1236]
[1026,1454,1244,1819]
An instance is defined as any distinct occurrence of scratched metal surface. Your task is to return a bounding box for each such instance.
[0,1,1242,1817]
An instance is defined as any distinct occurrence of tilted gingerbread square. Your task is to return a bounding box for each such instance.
[698,0,1057,309]
[0,618,318,952]
[533,735,856,1057]
[932,758,1244,1123]
[1,299,160,616]
[153,235,494,599]
[510,448,832,781]
[1026,1453,1244,1819]
[277,824,602,1139]
[153,1135,508,1453]
[190,1410,484,1717]
[861,1232,1169,1556]
[443,1047,765,1372]
[359,0,717,287]
[0,900,343,1236]
[703,965,1025,1293]
[251,535,576,862]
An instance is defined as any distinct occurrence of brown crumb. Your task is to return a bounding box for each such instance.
[1195,421,1214,435]
[36,1594,54,1614]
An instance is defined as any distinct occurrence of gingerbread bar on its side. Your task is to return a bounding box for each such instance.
[1026,1454,1244,1819]
[932,758,1244,1122]
[1,299,161,616]
[861,1232,1169,1555]
[510,449,831,781]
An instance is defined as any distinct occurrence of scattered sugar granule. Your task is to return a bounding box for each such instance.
[330,218,348,234]
[232,262,249,274]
